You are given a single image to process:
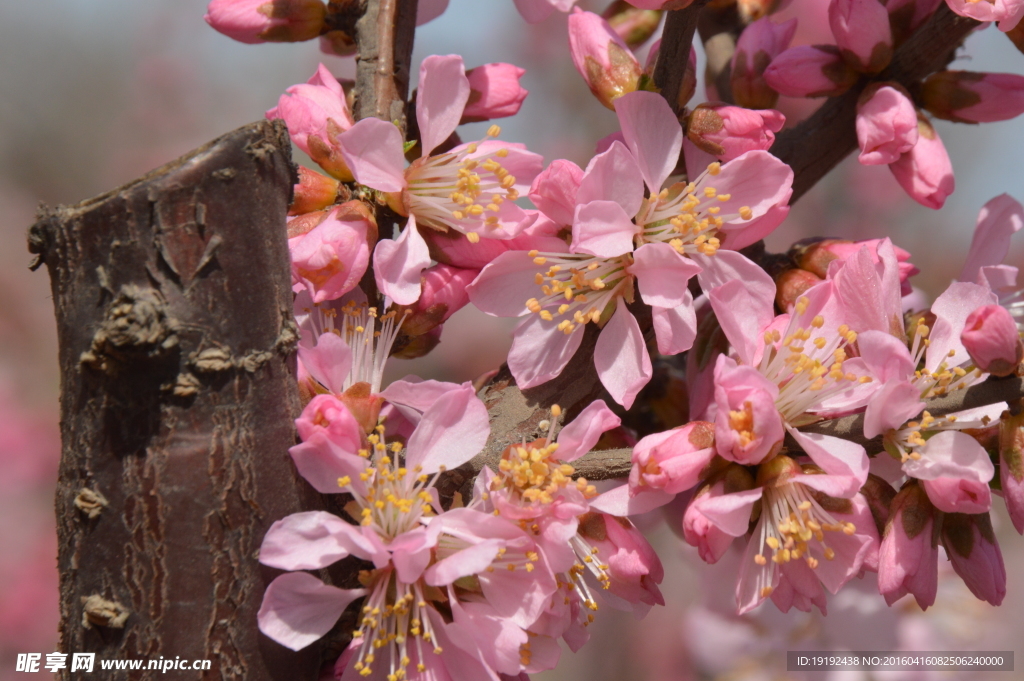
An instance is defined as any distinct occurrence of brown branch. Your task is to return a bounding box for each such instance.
[696,1,741,104]
[653,0,711,114]
[29,120,325,680]
[770,3,979,202]
[353,0,419,128]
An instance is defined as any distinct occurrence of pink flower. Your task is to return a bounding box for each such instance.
[878,482,939,608]
[339,55,542,249]
[764,45,860,98]
[961,304,1023,376]
[683,463,758,564]
[576,512,665,612]
[856,84,919,165]
[946,0,1024,31]
[391,263,476,337]
[797,237,919,295]
[462,63,529,122]
[730,17,798,109]
[567,9,643,110]
[889,114,954,209]
[921,71,1024,123]
[267,63,355,181]
[941,512,1006,605]
[959,194,1024,290]
[289,203,374,304]
[713,356,784,466]
[204,0,326,44]
[630,421,717,494]
[686,105,786,162]
[829,0,893,73]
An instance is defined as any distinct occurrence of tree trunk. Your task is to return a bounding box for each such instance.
[28,119,322,680]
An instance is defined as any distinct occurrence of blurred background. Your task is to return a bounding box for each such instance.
[1,0,1022,679]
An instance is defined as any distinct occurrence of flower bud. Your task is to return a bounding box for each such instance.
[774,268,822,312]
[290,165,340,216]
[998,410,1024,534]
[946,0,1024,31]
[204,0,326,44]
[878,481,938,608]
[764,45,859,98]
[686,105,785,162]
[266,63,355,181]
[889,114,954,210]
[289,202,376,303]
[682,464,755,564]
[630,421,716,494]
[730,17,797,110]
[792,238,919,293]
[921,71,1024,124]
[885,0,942,45]
[461,63,528,123]
[941,512,1007,605]
[601,1,663,49]
[856,83,919,165]
[961,304,1023,376]
[829,0,893,74]
[568,8,643,110]
[392,264,477,336]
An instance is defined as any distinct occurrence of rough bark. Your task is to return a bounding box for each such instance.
[29,120,322,681]
[353,0,419,127]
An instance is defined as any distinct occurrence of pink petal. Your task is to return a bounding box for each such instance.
[416,0,448,24]
[594,298,652,409]
[289,436,368,496]
[556,399,621,462]
[379,378,465,419]
[529,159,583,226]
[513,0,560,23]
[508,313,585,388]
[388,525,440,583]
[651,300,698,355]
[571,200,638,258]
[589,483,675,515]
[338,118,406,192]
[632,242,702,308]
[260,511,375,569]
[405,383,490,474]
[959,194,1024,285]
[695,488,764,536]
[786,427,868,498]
[424,540,502,585]
[575,141,645,218]
[373,216,431,305]
[693,249,776,311]
[708,279,774,366]
[926,281,998,372]
[417,54,471,156]
[258,573,365,651]
[719,204,789,251]
[903,430,995,482]
[863,380,925,439]
[614,90,683,193]
[298,332,352,395]
[698,150,794,224]
[467,250,544,317]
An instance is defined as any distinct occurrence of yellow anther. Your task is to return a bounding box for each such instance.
[487,124,501,137]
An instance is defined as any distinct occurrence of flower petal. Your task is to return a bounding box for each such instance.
[571,200,638,257]
[695,488,763,536]
[508,313,585,388]
[258,573,365,651]
[405,383,490,474]
[260,511,375,569]
[467,250,544,317]
[373,216,431,305]
[614,90,682,193]
[786,427,868,498]
[338,118,406,192]
[556,399,621,462]
[417,54,471,156]
[298,332,352,395]
[588,483,675,515]
[960,193,1024,285]
[651,299,698,355]
[594,298,652,408]
[632,242,702,308]
[575,140,645,218]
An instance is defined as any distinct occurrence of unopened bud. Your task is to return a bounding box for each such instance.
[889,114,954,210]
[921,71,1024,124]
[204,0,326,44]
[291,166,340,216]
[940,512,1006,606]
[764,45,859,98]
[392,264,477,336]
[568,8,643,110]
[857,82,919,165]
[961,304,1023,376]
[601,1,663,49]
[829,0,893,74]
[775,268,822,311]
[731,17,797,110]
[686,104,784,162]
[461,63,528,123]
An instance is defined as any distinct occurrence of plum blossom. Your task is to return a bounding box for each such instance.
[469,90,792,407]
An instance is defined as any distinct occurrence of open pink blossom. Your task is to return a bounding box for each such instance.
[629,421,716,495]
[856,84,919,165]
[890,114,954,209]
[267,63,355,180]
[903,431,994,514]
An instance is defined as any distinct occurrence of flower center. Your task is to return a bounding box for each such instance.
[524,250,633,334]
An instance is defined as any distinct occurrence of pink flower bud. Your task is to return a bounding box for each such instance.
[290,165,340,216]
[961,304,1023,376]
[630,421,716,494]
[795,237,919,293]
[941,512,1006,606]
[878,482,938,609]
[889,115,954,210]
[686,105,785,162]
[393,264,478,336]
[568,8,643,110]
[774,268,822,311]
[266,64,355,181]
[730,17,797,109]
[204,0,326,44]
[763,45,859,98]
[922,477,991,514]
[856,83,919,165]
[886,0,941,44]
[946,0,1024,31]
[601,1,663,49]
[289,202,375,303]
[577,513,665,608]
[921,71,1024,124]
[998,411,1024,534]
[829,0,893,74]
[461,63,529,123]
